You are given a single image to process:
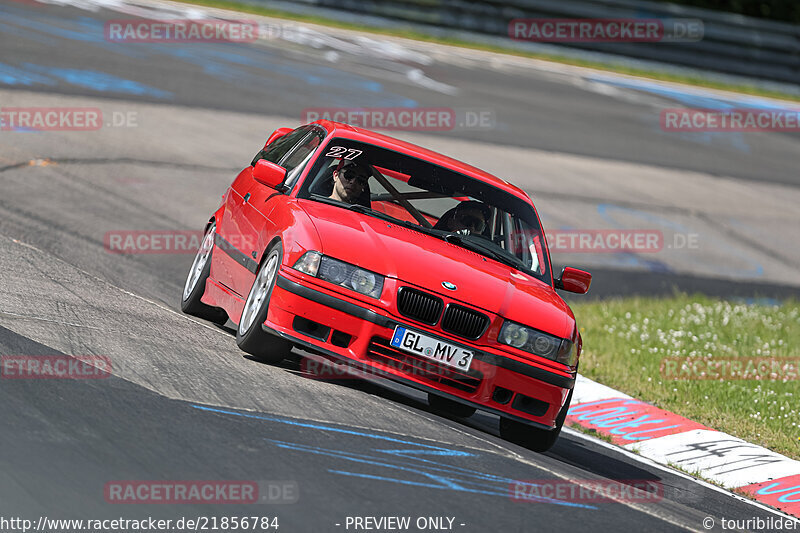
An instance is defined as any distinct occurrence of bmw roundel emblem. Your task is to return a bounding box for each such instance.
[442,281,457,291]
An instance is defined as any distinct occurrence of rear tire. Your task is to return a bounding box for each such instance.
[181,222,228,325]
[427,393,477,418]
[499,389,573,453]
[235,242,292,363]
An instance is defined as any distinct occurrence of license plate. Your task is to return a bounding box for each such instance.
[390,326,474,371]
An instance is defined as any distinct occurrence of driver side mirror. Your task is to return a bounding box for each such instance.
[252,159,286,189]
[554,267,592,294]
[263,127,293,149]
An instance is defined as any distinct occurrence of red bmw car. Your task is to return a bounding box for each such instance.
[181,120,591,452]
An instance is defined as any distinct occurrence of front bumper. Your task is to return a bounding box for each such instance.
[264,271,575,429]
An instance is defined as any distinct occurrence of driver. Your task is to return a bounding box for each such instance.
[435,201,491,234]
[329,160,371,205]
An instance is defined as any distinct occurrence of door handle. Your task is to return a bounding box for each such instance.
[243,193,251,204]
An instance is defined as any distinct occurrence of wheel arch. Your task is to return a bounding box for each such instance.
[263,236,284,268]
[206,203,226,233]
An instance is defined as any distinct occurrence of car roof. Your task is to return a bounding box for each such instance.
[311,120,532,204]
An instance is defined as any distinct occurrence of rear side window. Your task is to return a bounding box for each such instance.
[281,132,325,190]
[250,127,310,167]
[280,131,323,172]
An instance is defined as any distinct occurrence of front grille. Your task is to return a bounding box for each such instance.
[442,304,489,339]
[366,337,483,394]
[397,287,443,325]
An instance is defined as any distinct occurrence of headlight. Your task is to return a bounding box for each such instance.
[351,269,378,295]
[499,320,575,367]
[292,252,384,299]
[501,322,529,348]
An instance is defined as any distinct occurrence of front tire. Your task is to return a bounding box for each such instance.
[181,222,228,325]
[235,242,292,363]
[499,389,573,453]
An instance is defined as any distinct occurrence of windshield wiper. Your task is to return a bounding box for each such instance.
[309,194,345,207]
[344,203,406,225]
[443,233,527,271]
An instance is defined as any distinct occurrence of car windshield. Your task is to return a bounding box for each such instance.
[298,138,551,283]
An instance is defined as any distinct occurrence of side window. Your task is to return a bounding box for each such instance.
[280,131,324,173]
[282,140,322,190]
[250,127,310,167]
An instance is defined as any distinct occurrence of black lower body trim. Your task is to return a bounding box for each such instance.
[215,233,258,274]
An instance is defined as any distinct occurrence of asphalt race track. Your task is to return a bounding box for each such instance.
[1,0,799,531]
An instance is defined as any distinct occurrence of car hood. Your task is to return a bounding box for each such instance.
[298,200,573,339]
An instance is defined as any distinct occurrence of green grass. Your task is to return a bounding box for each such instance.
[572,295,800,460]
[175,0,800,103]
